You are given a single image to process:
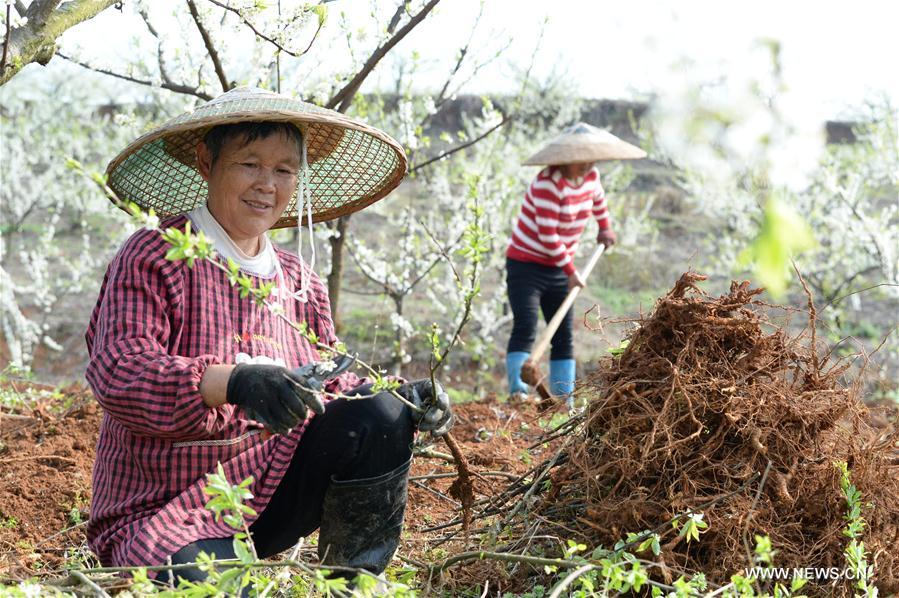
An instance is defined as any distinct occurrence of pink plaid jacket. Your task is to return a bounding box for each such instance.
[85,215,362,568]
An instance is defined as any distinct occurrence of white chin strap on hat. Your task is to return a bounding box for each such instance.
[279,132,315,305]
[296,134,315,302]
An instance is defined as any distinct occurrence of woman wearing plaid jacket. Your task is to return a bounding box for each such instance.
[85,88,452,587]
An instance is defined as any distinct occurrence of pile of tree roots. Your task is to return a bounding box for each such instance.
[542,272,899,594]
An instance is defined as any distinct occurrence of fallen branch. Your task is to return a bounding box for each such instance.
[0,454,78,465]
[547,563,595,598]
[433,549,580,573]
[34,520,89,547]
[409,471,519,482]
[65,556,367,580]
[67,570,110,597]
[411,479,461,509]
[0,412,34,421]
[527,410,585,450]
[499,446,565,528]
[412,447,455,463]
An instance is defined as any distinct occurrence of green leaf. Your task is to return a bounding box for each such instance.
[353,573,378,593]
[738,196,816,298]
[791,575,808,592]
[217,566,244,586]
[165,246,186,262]
[678,512,707,544]
[607,339,630,357]
[372,377,400,392]
[65,157,84,171]
[754,534,775,565]
[233,538,254,564]
[636,533,661,556]
[311,3,327,26]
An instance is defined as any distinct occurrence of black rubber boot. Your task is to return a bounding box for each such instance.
[317,458,412,574]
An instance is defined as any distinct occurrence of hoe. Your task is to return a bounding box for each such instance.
[520,243,606,409]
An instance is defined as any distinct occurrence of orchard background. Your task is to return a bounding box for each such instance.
[1,1,897,596]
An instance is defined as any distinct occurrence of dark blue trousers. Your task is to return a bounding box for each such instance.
[506,258,574,360]
[166,390,413,586]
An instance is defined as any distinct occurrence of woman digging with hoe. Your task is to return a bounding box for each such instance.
[84,87,452,588]
[505,123,646,407]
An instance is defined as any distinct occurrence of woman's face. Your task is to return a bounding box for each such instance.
[196,131,300,254]
[558,162,595,181]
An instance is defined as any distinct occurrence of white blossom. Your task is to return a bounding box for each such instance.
[143,213,160,230]
[389,312,415,337]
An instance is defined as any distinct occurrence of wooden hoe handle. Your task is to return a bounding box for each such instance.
[529,244,606,364]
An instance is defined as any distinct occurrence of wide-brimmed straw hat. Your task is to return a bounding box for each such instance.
[522,122,647,165]
[105,87,407,228]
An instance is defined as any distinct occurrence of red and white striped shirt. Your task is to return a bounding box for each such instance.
[506,166,610,275]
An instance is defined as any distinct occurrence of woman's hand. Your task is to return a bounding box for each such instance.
[226,364,326,435]
[396,379,454,436]
[597,229,617,247]
[567,270,586,291]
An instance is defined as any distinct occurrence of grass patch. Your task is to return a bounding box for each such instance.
[447,387,480,404]
[591,284,663,316]
[0,516,18,530]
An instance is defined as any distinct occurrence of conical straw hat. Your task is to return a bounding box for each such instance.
[522,122,647,165]
[106,87,407,228]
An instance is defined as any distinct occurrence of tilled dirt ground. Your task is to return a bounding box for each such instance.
[0,383,98,577]
[0,382,560,586]
[9,369,891,595]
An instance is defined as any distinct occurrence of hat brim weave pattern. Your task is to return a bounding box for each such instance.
[106,91,407,228]
[522,122,647,165]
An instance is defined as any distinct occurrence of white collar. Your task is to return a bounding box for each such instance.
[187,204,278,278]
[549,168,586,187]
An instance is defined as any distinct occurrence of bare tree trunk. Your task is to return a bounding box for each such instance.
[326,215,351,331]
[392,294,404,377]
[323,0,443,322]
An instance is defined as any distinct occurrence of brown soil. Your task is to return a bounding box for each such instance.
[406,395,561,540]
[0,382,557,587]
[0,383,99,577]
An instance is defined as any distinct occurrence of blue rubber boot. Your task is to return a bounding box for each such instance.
[506,351,530,396]
[550,359,576,407]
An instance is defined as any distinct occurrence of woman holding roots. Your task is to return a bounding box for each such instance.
[505,123,646,405]
[85,87,452,587]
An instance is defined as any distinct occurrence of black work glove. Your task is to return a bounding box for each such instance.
[396,379,454,436]
[226,364,326,435]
